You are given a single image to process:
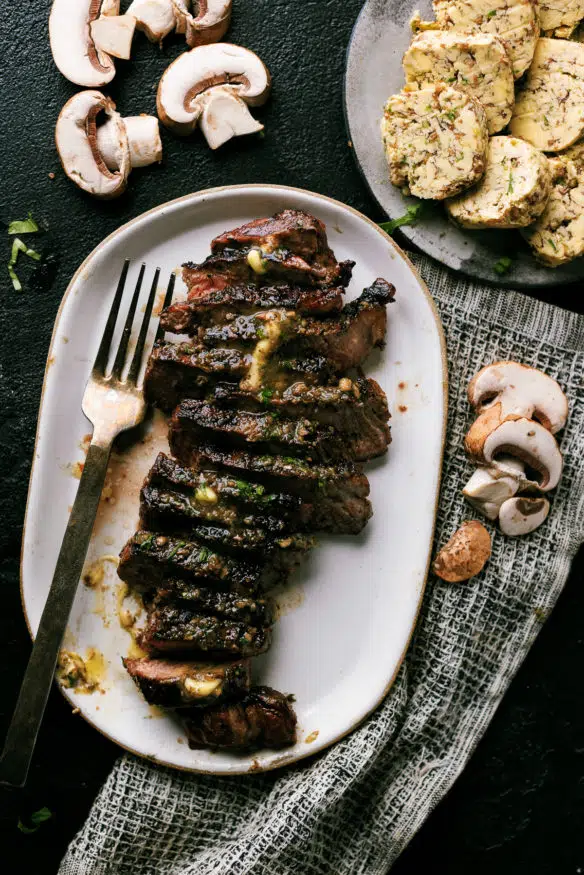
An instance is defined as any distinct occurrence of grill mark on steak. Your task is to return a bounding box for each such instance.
[162,283,345,334]
[118,531,295,596]
[124,657,252,709]
[184,685,297,750]
[141,604,272,658]
[152,582,275,626]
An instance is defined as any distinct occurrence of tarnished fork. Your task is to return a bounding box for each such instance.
[0,260,175,788]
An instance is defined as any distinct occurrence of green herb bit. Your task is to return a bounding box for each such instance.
[379,202,425,235]
[507,172,514,195]
[494,256,513,275]
[167,541,186,561]
[18,807,52,834]
[8,213,39,235]
[11,237,41,263]
[8,263,22,291]
[486,9,497,17]
[548,238,558,251]
[140,534,155,550]
[198,547,211,563]
[259,387,274,404]
[445,109,458,122]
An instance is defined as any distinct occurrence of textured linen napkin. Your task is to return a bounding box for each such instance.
[59,254,584,875]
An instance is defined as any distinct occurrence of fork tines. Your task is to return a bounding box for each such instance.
[93,261,175,386]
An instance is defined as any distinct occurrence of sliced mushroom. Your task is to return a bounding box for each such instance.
[90,14,136,60]
[126,0,177,42]
[49,0,131,86]
[172,0,232,47]
[198,85,264,149]
[466,417,563,492]
[55,91,131,198]
[157,42,271,144]
[433,521,492,582]
[468,362,568,434]
[97,115,162,169]
[462,463,522,520]
[499,497,550,536]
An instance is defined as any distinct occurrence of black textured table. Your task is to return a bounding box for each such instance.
[1,3,583,873]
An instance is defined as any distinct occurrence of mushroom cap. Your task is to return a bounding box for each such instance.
[157,42,271,135]
[55,90,130,199]
[172,0,232,46]
[499,497,550,537]
[433,520,492,583]
[126,0,176,42]
[50,0,117,87]
[481,417,563,492]
[468,361,568,434]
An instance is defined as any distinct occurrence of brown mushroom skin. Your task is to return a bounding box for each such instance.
[433,521,492,583]
[185,1,232,46]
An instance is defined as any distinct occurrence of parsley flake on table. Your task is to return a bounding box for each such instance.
[379,203,424,235]
[8,213,39,235]
[17,807,53,834]
[494,256,513,275]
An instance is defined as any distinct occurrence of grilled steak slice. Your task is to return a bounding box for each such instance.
[165,283,345,335]
[141,604,272,658]
[124,657,251,709]
[118,532,293,596]
[196,280,393,369]
[170,399,350,463]
[184,685,297,750]
[145,341,334,410]
[173,444,372,534]
[153,581,275,626]
[182,210,353,292]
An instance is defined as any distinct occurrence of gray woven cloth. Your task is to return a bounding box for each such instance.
[59,255,584,875]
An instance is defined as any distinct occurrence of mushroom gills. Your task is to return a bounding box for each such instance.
[482,418,563,492]
[97,115,163,169]
[199,86,264,150]
[498,497,550,536]
[50,0,117,87]
[90,14,136,60]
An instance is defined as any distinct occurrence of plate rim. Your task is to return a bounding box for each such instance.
[343,0,584,290]
[20,183,449,774]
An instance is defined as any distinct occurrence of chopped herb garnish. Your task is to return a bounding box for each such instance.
[11,238,41,263]
[140,534,155,550]
[8,213,39,235]
[486,9,497,17]
[198,547,211,563]
[548,238,558,251]
[446,75,457,83]
[18,807,52,834]
[8,263,22,291]
[445,109,458,122]
[507,172,514,194]
[380,202,425,235]
[494,256,513,275]
[259,387,274,404]
[167,541,186,561]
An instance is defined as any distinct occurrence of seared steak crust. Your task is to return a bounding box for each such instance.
[124,657,251,709]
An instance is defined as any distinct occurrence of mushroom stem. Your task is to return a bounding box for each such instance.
[462,465,521,520]
[90,14,136,60]
[199,87,263,149]
[126,0,176,42]
[97,115,162,169]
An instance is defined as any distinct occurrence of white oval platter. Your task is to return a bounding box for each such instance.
[21,184,447,774]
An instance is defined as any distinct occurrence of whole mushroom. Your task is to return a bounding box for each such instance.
[55,91,162,198]
[157,42,271,147]
[50,0,136,87]
[433,521,492,583]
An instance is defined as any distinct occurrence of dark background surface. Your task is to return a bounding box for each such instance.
[1,2,583,873]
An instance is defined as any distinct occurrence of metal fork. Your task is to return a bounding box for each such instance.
[0,260,175,788]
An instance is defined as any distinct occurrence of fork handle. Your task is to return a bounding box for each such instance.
[0,441,112,788]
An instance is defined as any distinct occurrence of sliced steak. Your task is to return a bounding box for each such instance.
[145,341,334,410]
[211,209,337,261]
[153,581,275,626]
[141,604,272,658]
[169,399,350,463]
[118,532,293,596]
[165,283,345,335]
[124,657,251,709]
[184,685,297,750]
[173,444,373,534]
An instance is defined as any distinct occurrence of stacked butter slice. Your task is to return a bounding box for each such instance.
[118,209,394,752]
[382,0,584,265]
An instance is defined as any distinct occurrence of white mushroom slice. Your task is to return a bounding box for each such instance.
[468,362,568,434]
[90,14,136,60]
[126,0,176,42]
[198,86,263,149]
[55,91,130,199]
[403,32,514,134]
[97,115,162,169]
[172,0,232,47]
[431,0,539,79]
[50,0,119,87]
[540,0,584,37]
[521,145,584,266]
[477,418,563,492]
[510,39,584,152]
[446,137,552,229]
[499,497,550,536]
[462,467,521,520]
[101,0,121,14]
[157,43,271,139]
[381,83,488,200]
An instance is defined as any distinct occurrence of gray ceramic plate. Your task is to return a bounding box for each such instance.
[344,0,584,288]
